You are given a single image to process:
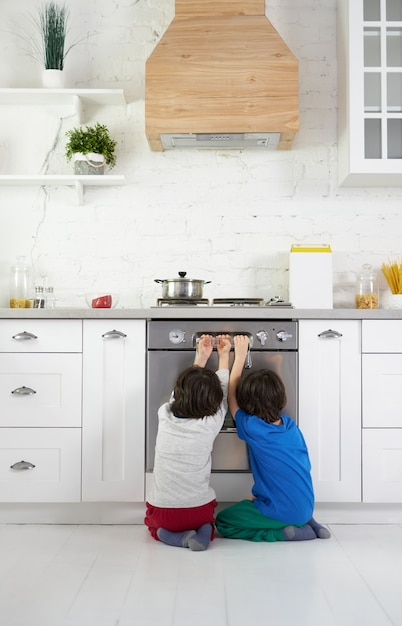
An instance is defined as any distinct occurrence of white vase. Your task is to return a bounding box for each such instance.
[73,152,105,175]
[386,293,402,309]
[42,69,65,89]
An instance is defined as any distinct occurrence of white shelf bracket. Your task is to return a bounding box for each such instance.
[75,180,84,205]
[73,95,83,123]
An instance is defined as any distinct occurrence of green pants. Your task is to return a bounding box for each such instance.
[216,499,290,542]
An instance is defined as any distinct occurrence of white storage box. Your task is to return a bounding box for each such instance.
[289,244,333,308]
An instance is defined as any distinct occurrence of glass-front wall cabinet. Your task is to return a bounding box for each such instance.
[364,0,402,159]
[338,0,402,185]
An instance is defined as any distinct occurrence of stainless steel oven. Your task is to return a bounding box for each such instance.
[146,320,298,472]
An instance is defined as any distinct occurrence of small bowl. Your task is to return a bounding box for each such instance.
[84,293,119,309]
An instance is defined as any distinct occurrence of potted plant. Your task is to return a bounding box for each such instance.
[65,122,117,174]
[18,2,87,87]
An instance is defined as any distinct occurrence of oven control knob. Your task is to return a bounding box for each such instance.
[168,329,186,344]
[256,330,268,346]
[276,330,293,342]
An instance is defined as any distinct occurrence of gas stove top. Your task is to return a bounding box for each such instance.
[154,297,293,308]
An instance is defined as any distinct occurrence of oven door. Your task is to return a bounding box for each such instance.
[146,351,297,472]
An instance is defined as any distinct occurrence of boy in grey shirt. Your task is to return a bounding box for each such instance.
[145,334,231,551]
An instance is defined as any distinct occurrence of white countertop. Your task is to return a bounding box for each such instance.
[1,307,401,320]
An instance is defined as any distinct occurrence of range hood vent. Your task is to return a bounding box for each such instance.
[161,132,281,150]
[145,1,299,151]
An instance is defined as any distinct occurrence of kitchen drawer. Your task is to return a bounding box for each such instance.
[362,353,402,428]
[0,428,81,502]
[0,353,82,427]
[362,320,402,353]
[0,320,82,353]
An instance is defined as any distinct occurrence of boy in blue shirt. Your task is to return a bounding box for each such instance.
[216,335,330,542]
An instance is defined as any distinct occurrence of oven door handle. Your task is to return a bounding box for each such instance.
[193,332,254,348]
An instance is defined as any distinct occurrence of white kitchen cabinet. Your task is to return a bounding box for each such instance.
[362,319,402,501]
[82,320,146,502]
[0,320,82,503]
[298,320,361,502]
[338,0,402,186]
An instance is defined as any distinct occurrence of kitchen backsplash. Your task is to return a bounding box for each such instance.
[0,0,401,310]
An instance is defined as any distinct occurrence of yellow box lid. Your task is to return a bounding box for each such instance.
[290,244,332,253]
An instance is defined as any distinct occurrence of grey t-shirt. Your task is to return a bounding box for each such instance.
[149,369,229,508]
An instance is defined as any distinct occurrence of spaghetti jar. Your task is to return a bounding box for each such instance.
[356,264,379,309]
[10,256,33,308]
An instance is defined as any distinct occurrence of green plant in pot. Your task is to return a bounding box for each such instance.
[65,123,117,174]
[16,2,89,88]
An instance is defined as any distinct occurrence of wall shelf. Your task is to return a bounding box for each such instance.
[0,88,126,123]
[0,174,126,205]
[0,88,127,203]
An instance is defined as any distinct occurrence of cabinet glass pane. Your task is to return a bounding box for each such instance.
[387,0,402,21]
[365,118,382,158]
[387,73,402,110]
[364,0,381,20]
[387,29,402,66]
[364,29,381,66]
[365,72,382,110]
[387,119,402,157]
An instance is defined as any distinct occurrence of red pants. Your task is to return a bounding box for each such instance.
[144,500,217,541]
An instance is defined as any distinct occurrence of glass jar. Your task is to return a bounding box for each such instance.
[356,263,379,309]
[10,256,32,308]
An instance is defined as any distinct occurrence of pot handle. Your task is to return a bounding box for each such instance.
[204,281,212,285]
[154,279,163,283]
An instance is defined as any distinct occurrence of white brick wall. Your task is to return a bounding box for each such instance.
[0,0,401,309]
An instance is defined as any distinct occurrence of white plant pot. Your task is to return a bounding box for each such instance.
[42,69,65,89]
[73,152,105,175]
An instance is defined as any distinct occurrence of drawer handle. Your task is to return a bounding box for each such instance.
[318,329,343,339]
[12,331,38,341]
[102,329,127,339]
[11,386,37,396]
[10,460,36,471]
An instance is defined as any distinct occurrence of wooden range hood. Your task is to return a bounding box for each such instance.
[145,0,299,151]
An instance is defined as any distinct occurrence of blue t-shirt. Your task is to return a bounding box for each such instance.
[235,410,314,525]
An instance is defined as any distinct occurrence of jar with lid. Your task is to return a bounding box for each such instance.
[10,256,33,308]
[356,264,379,309]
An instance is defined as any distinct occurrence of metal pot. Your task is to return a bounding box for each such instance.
[155,272,211,299]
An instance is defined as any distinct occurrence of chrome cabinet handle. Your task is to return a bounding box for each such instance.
[11,386,37,396]
[12,331,38,341]
[318,329,343,339]
[10,460,36,471]
[102,329,127,339]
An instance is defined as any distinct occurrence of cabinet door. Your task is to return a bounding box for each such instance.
[363,429,402,502]
[338,0,402,186]
[362,353,402,427]
[0,428,81,502]
[82,320,146,502]
[298,320,361,502]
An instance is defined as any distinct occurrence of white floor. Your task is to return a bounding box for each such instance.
[1,523,401,626]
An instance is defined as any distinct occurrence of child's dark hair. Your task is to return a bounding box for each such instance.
[236,369,287,423]
[171,366,224,419]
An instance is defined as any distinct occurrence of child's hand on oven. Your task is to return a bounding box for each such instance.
[194,334,214,367]
[216,334,232,356]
